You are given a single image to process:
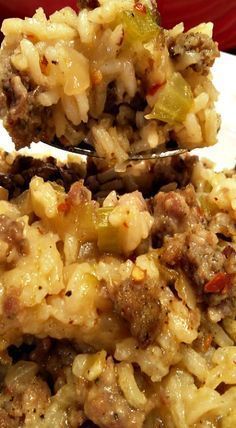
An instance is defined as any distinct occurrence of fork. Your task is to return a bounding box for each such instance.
[48,140,188,161]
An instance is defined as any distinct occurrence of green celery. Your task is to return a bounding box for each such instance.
[146,72,193,124]
[122,6,160,44]
[97,207,121,254]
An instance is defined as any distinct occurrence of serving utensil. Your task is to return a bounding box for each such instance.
[48,140,188,161]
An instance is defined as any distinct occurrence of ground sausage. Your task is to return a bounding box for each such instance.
[0,50,55,149]
[0,376,50,424]
[114,277,162,347]
[152,154,198,192]
[152,184,204,247]
[162,225,236,316]
[0,215,29,266]
[0,154,85,198]
[206,246,236,319]
[168,32,220,74]
[161,225,225,291]
[0,409,19,428]
[84,357,145,428]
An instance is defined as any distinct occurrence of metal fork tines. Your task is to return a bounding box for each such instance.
[49,140,188,160]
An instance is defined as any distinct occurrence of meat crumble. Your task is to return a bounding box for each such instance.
[0,215,29,266]
[114,278,162,347]
[84,358,145,428]
[168,32,220,74]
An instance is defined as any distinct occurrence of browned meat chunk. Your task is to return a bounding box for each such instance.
[86,154,198,200]
[114,277,162,347]
[0,74,54,150]
[152,184,204,246]
[0,370,50,424]
[0,215,25,247]
[152,154,198,191]
[3,291,21,319]
[0,215,29,266]
[162,225,225,290]
[29,339,77,386]
[0,408,19,428]
[0,49,54,149]
[224,246,236,275]
[206,246,236,318]
[84,358,145,428]
[168,32,220,74]
[0,154,85,198]
[162,221,236,317]
[67,181,92,206]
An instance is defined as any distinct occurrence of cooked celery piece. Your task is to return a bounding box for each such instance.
[146,72,193,124]
[197,194,218,216]
[77,203,98,243]
[54,201,97,242]
[122,7,159,44]
[97,207,121,254]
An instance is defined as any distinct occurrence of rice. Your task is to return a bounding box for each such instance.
[0,149,234,427]
[0,1,233,426]
[0,0,219,164]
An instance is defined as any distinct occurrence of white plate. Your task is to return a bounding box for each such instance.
[0,51,236,170]
[193,51,236,170]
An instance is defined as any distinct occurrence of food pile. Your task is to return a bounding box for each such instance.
[0,1,235,428]
[0,0,219,165]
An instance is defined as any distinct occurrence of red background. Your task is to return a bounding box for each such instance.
[0,0,235,51]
